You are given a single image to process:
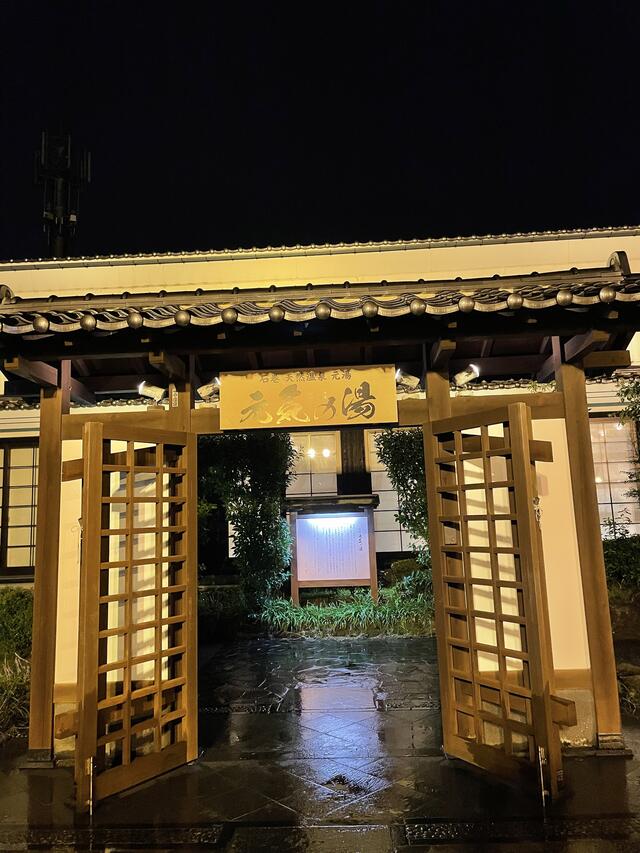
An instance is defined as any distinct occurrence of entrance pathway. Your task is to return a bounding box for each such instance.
[0,637,639,850]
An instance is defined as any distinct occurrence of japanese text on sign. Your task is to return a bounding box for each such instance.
[219,364,398,430]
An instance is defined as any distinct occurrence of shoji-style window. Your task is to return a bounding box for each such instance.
[0,440,39,582]
[286,432,340,497]
[365,429,421,553]
[590,417,640,537]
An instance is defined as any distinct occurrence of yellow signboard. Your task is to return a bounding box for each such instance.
[219,364,398,430]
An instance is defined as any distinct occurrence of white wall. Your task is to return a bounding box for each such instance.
[1,229,639,298]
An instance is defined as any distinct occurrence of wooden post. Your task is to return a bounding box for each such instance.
[27,361,70,761]
[556,363,623,749]
[425,369,452,420]
[290,512,300,605]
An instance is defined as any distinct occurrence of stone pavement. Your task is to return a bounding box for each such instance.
[0,637,639,851]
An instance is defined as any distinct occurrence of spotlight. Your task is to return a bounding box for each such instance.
[197,377,221,401]
[616,422,624,431]
[138,381,166,404]
[307,448,316,459]
[453,364,480,388]
[395,368,421,392]
[322,448,331,458]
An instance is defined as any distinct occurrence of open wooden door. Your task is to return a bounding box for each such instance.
[424,402,564,801]
[75,421,197,811]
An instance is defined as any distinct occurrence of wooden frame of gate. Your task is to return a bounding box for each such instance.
[424,402,563,797]
[25,355,624,806]
[75,421,197,809]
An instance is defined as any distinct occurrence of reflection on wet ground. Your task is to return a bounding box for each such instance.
[1,637,640,850]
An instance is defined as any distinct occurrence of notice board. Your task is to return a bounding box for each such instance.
[290,509,377,604]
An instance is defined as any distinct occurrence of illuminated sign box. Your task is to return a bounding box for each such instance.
[219,364,398,430]
[288,497,379,604]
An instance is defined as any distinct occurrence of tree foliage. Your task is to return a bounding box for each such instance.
[198,432,297,609]
[0,587,33,659]
[617,379,640,504]
[374,428,430,567]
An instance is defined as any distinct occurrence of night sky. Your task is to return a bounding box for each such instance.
[1,2,640,261]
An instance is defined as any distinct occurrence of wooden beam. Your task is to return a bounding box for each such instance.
[190,406,221,434]
[537,336,563,382]
[582,350,631,370]
[54,709,79,740]
[563,330,609,363]
[480,339,493,358]
[452,392,565,420]
[529,439,553,464]
[149,351,186,381]
[556,363,623,748]
[425,370,452,421]
[397,399,428,426]
[62,409,174,440]
[62,458,84,481]
[550,695,577,728]
[68,376,95,406]
[430,339,456,371]
[28,360,70,760]
[4,356,57,386]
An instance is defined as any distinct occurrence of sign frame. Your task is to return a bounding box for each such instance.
[289,507,378,605]
[219,364,398,431]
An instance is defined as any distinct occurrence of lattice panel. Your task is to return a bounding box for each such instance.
[95,439,189,773]
[432,419,536,765]
[76,424,196,808]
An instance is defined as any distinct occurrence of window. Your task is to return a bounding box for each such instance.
[590,418,640,537]
[0,440,39,582]
[286,432,340,497]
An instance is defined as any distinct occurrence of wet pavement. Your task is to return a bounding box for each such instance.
[1,637,640,850]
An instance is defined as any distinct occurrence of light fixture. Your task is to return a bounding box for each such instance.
[197,376,221,401]
[138,381,166,404]
[395,368,421,392]
[307,447,316,458]
[616,422,624,431]
[322,448,331,458]
[453,364,480,388]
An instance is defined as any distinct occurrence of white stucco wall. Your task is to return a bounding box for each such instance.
[0,228,639,299]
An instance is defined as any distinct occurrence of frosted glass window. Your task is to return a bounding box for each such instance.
[0,441,38,582]
[590,418,640,537]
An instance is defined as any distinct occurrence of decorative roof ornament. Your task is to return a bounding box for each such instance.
[0,260,636,337]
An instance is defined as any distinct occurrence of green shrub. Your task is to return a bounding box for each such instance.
[374,428,429,567]
[198,586,248,641]
[198,432,296,609]
[258,581,434,637]
[604,533,640,589]
[0,587,33,659]
[0,654,30,739]
[386,557,424,585]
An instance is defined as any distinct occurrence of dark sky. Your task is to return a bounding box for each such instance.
[1,1,640,261]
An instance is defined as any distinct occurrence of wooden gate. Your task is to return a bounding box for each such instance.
[74,422,197,810]
[424,402,566,800]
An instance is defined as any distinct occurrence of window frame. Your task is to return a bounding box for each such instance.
[0,437,39,583]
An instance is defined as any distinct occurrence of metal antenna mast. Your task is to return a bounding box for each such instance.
[34,132,91,258]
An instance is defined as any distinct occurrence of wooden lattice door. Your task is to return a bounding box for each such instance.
[75,422,197,810]
[424,402,563,800]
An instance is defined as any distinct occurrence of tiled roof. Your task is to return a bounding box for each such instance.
[0,262,636,336]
